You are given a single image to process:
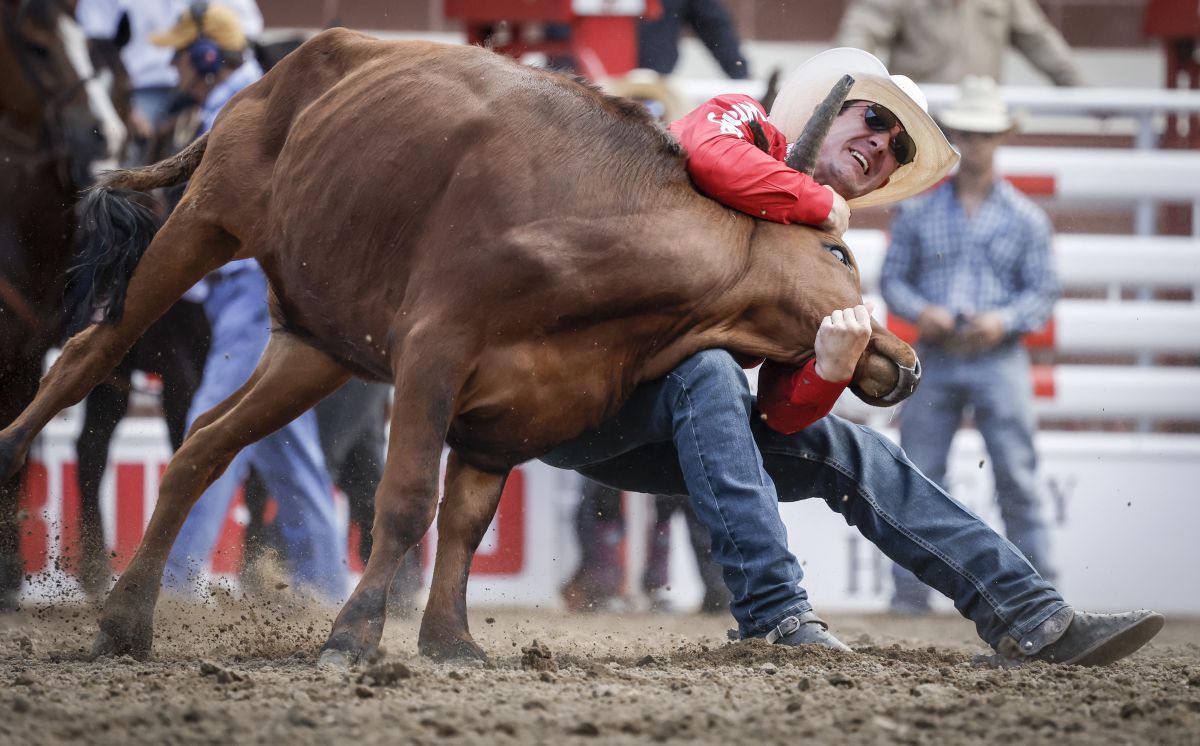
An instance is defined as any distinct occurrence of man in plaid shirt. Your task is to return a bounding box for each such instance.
[882,76,1060,614]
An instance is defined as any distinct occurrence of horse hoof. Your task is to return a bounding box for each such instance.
[419,637,489,662]
[317,648,357,670]
[0,591,19,614]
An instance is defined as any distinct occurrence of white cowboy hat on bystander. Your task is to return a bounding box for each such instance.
[937,75,1015,134]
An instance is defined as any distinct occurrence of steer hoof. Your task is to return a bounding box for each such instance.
[91,620,152,660]
[418,635,488,662]
[319,632,373,669]
[317,648,357,670]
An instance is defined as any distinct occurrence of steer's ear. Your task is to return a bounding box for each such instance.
[746,120,772,154]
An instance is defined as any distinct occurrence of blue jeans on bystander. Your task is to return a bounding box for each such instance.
[164,266,348,601]
[891,342,1055,612]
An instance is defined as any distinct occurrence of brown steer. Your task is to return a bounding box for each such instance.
[0,29,919,663]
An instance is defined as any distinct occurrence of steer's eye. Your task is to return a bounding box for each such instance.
[828,246,851,267]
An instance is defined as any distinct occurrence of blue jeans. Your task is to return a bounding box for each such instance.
[892,342,1054,610]
[542,349,1066,649]
[165,266,348,601]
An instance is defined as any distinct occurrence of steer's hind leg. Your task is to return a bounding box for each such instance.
[320,330,468,667]
[419,452,507,661]
[92,334,349,659]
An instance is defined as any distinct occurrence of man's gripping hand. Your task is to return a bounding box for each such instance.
[813,303,874,382]
[818,187,850,237]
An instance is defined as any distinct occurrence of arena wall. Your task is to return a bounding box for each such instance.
[17,415,1200,614]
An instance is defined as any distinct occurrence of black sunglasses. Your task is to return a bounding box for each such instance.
[842,102,917,166]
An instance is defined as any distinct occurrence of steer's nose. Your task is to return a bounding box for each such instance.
[875,353,921,406]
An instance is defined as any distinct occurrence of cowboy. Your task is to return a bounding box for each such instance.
[883,76,1059,614]
[542,48,1163,665]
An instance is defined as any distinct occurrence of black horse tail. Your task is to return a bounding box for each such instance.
[70,134,209,327]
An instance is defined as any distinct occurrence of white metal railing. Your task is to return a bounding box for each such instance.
[844,228,1200,423]
[847,230,1200,295]
[871,301,1200,355]
[996,147,1200,208]
[673,79,1200,122]
[1032,366,1200,420]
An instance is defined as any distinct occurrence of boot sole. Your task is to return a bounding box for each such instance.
[1066,612,1165,666]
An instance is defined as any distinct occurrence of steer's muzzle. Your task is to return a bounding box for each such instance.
[873,356,921,406]
[847,331,922,407]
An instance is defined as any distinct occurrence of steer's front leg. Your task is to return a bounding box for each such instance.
[418,452,507,661]
[320,326,468,667]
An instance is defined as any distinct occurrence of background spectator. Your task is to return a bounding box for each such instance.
[881,75,1061,614]
[638,0,750,79]
[835,0,1082,86]
[148,3,347,601]
[77,0,263,163]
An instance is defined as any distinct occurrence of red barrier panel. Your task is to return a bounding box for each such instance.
[18,458,531,582]
[1006,174,1056,196]
[19,463,48,574]
[469,468,526,575]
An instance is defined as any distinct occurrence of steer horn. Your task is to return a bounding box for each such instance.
[784,75,855,175]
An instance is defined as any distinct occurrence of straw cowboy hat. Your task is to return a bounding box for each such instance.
[604,69,688,124]
[150,3,247,52]
[769,47,959,208]
[937,75,1015,134]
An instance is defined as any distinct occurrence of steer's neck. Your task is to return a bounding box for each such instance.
[635,206,814,379]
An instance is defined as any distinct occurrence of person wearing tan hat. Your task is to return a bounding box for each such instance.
[150,4,350,602]
[150,1,258,136]
[545,52,1163,662]
[881,75,1061,615]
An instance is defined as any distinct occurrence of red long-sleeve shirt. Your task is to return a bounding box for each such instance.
[671,94,850,435]
[668,94,834,225]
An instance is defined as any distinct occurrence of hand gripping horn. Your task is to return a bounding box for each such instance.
[784,74,855,175]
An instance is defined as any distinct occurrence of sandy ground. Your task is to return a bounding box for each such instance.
[0,598,1197,745]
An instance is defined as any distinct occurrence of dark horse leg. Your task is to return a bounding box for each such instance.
[74,300,210,599]
[0,361,39,612]
[75,376,132,598]
[419,451,507,660]
[239,468,279,595]
[151,299,211,452]
[92,331,348,658]
[0,208,237,491]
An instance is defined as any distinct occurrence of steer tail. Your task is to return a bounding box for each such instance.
[71,133,210,326]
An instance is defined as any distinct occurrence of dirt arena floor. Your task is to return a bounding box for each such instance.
[0,597,1197,745]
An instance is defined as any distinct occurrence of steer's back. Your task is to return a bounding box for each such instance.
[198,30,747,464]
